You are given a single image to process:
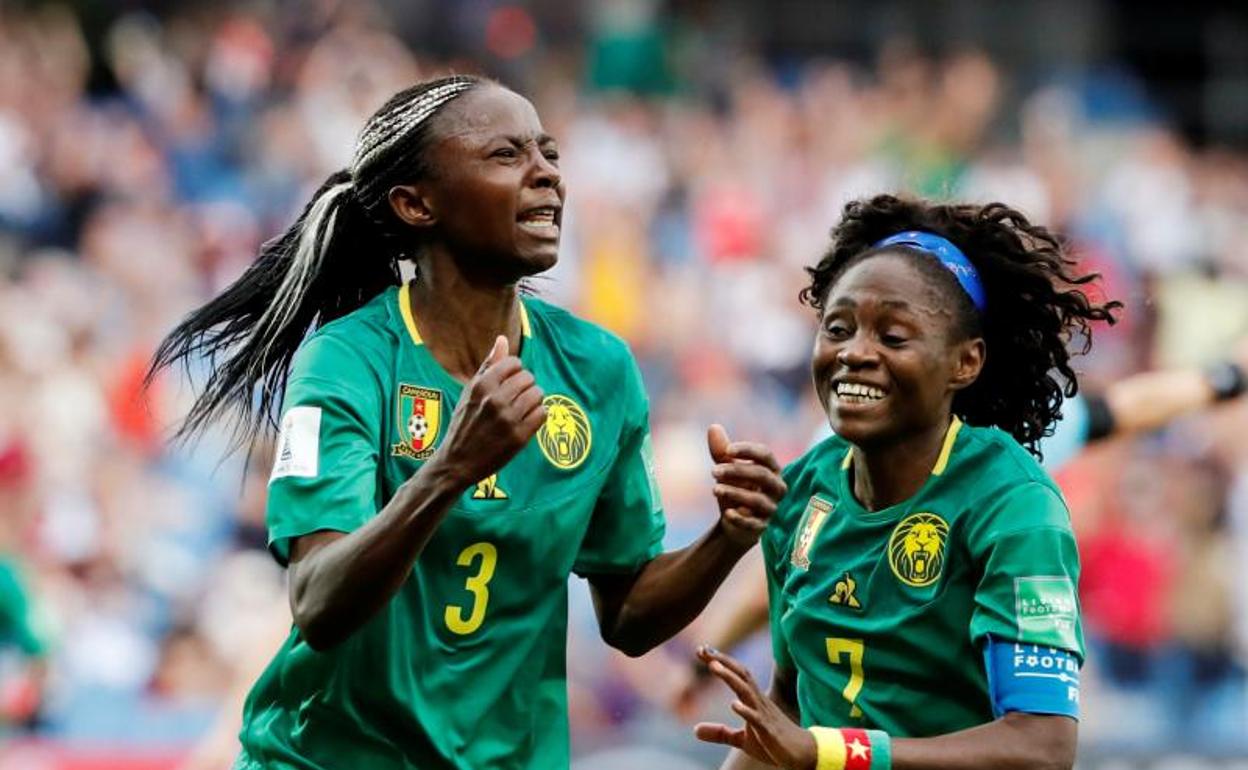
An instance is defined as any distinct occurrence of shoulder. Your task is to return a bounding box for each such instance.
[524,296,636,374]
[953,423,1057,491]
[950,424,1070,536]
[766,435,851,550]
[289,287,400,395]
[782,433,851,492]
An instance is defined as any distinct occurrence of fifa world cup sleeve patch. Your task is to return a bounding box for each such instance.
[640,432,662,514]
[270,406,321,481]
[984,636,1080,719]
[1014,576,1079,650]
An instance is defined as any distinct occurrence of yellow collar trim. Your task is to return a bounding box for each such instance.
[931,416,963,476]
[397,282,532,348]
[398,282,422,346]
[839,415,963,475]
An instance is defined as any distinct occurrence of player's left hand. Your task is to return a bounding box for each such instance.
[693,645,816,770]
[707,424,786,548]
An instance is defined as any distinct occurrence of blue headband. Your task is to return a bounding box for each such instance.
[873,230,987,313]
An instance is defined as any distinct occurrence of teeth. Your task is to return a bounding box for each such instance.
[519,208,556,224]
[835,382,885,401]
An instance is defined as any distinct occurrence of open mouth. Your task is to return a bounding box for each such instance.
[833,381,887,405]
[517,206,560,237]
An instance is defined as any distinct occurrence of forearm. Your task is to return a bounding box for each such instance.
[720,752,778,770]
[604,523,751,656]
[1103,369,1213,435]
[707,569,771,653]
[888,713,1075,770]
[290,458,468,649]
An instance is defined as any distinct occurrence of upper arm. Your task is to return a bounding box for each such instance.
[968,482,1083,657]
[266,336,384,566]
[969,482,1084,723]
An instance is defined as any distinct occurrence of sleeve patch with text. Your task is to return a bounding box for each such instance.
[271,406,321,481]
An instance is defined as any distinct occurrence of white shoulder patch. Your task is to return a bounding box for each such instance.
[271,406,321,481]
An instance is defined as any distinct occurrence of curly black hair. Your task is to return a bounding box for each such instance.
[801,194,1121,454]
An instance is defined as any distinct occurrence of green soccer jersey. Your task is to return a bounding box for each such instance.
[763,417,1083,737]
[236,283,665,770]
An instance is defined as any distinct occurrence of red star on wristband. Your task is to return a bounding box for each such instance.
[841,728,872,770]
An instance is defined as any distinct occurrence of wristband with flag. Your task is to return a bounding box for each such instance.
[808,726,892,770]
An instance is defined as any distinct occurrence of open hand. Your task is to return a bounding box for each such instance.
[693,646,816,769]
[707,425,787,548]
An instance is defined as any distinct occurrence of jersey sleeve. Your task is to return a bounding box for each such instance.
[967,482,1084,660]
[266,334,383,566]
[572,352,666,576]
[0,561,45,657]
[761,505,796,673]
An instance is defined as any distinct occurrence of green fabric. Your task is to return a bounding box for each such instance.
[240,285,665,770]
[0,557,44,656]
[762,422,1083,738]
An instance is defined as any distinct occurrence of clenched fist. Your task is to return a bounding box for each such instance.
[429,336,546,488]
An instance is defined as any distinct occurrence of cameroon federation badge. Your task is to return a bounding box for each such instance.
[887,512,949,587]
[392,384,443,459]
[537,394,591,470]
[790,496,834,570]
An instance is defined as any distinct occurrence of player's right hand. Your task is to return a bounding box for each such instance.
[430,335,546,488]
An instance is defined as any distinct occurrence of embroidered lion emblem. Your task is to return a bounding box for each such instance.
[887,513,949,587]
[537,395,591,469]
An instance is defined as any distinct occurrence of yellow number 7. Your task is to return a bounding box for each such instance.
[825,637,865,717]
[445,542,497,635]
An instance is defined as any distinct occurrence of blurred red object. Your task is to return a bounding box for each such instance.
[108,348,162,456]
[0,438,32,490]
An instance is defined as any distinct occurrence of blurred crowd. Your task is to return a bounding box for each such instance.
[0,2,1246,767]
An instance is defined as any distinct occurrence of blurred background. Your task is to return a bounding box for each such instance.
[0,0,1247,768]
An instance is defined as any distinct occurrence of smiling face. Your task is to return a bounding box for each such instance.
[396,84,565,282]
[812,252,985,448]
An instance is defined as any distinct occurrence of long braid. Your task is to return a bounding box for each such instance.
[148,75,487,447]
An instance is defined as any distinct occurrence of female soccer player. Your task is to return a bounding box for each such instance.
[149,75,787,769]
[694,194,1119,770]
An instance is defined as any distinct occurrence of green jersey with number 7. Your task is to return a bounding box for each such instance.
[763,417,1084,736]
[237,282,665,770]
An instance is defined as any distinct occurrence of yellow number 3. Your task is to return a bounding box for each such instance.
[445,542,498,635]
[826,637,866,717]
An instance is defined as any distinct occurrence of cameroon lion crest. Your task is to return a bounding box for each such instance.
[537,395,592,470]
[887,513,949,587]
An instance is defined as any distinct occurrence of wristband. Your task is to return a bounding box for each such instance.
[1205,361,1246,402]
[808,726,892,770]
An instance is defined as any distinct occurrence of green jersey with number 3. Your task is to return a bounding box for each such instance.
[236,283,665,770]
[763,418,1083,736]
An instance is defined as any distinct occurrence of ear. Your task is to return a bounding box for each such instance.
[388,184,436,229]
[949,337,985,392]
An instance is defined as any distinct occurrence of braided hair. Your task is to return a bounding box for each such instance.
[149,75,488,445]
[802,194,1121,454]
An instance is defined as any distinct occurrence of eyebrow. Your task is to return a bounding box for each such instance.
[498,133,557,147]
[829,297,913,312]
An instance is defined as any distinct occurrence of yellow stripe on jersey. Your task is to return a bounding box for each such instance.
[519,301,532,338]
[931,416,963,476]
[398,282,423,346]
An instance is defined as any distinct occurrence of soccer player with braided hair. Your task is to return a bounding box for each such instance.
[695,194,1120,770]
[149,75,787,769]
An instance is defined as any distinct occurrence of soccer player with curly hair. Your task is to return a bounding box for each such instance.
[696,194,1120,770]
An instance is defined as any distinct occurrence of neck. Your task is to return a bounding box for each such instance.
[409,249,524,382]
[850,414,954,511]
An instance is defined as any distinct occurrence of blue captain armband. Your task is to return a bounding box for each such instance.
[983,636,1080,720]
